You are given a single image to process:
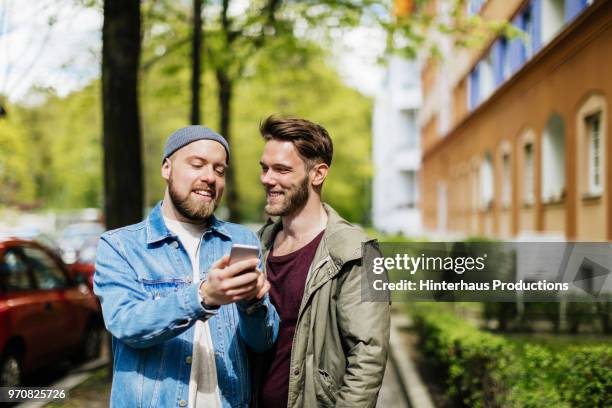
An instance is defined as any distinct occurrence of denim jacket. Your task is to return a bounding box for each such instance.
[94,202,279,408]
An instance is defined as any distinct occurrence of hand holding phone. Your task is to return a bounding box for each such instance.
[200,244,265,306]
[229,244,259,268]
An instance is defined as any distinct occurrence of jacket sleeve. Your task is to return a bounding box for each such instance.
[236,294,279,352]
[335,259,390,407]
[94,234,213,349]
[236,231,280,352]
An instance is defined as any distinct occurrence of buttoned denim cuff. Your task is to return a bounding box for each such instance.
[183,282,218,320]
[236,298,266,315]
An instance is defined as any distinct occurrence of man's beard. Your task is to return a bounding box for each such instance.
[265,175,309,217]
[168,177,218,222]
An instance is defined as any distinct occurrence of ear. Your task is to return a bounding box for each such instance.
[161,158,171,181]
[310,163,329,187]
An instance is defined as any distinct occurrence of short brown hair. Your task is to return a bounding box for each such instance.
[259,115,333,167]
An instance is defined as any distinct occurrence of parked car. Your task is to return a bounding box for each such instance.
[58,222,104,265]
[68,256,96,291]
[0,238,103,387]
[58,225,102,291]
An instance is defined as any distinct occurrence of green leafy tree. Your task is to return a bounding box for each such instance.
[0,113,36,207]
[12,84,102,209]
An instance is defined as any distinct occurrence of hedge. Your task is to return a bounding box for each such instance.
[411,305,612,407]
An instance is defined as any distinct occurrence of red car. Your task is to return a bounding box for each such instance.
[0,238,103,387]
[69,262,96,291]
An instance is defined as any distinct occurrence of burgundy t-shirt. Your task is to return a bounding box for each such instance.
[259,230,325,408]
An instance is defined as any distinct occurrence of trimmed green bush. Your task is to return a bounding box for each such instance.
[556,346,612,407]
[411,305,611,407]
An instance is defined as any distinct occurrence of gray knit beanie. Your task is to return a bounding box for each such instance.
[162,125,230,163]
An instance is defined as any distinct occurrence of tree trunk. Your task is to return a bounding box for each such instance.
[190,0,202,125]
[216,68,240,222]
[102,0,143,230]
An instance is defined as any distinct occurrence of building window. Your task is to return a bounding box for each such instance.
[542,114,566,202]
[567,0,593,21]
[522,5,534,59]
[586,112,603,195]
[468,67,480,110]
[502,41,511,80]
[502,152,512,208]
[399,170,418,209]
[400,110,418,149]
[468,49,495,110]
[542,0,566,44]
[497,38,511,83]
[524,142,535,204]
[480,153,494,210]
[479,52,495,101]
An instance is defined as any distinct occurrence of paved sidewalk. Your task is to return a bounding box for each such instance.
[377,357,410,408]
[17,334,111,408]
[387,309,436,408]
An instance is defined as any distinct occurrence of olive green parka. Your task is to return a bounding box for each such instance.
[257,203,390,408]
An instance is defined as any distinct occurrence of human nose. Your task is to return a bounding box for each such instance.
[260,169,275,186]
[199,165,216,184]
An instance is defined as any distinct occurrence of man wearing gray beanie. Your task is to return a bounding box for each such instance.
[94,125,279,408]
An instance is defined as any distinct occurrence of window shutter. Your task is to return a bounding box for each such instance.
[565,0,589,21]
[509,15,524,73]
[492,39,505,86]
[532,0,543,52]
[469,67,481,110]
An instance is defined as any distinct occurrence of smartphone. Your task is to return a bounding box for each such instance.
[229,244,259,271]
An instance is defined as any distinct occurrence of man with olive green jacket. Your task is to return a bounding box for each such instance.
[254,115,390,408]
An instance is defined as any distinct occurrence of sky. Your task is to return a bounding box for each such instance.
[0,0,102,103]
[0,0,386,104]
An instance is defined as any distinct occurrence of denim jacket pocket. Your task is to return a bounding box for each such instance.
[140,277,192,300]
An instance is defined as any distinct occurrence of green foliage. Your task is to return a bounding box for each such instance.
[412,304,511,407]
[411,304,612,407]
[0,114,36,206]
[12,84,103,209]
[556,346,612,407]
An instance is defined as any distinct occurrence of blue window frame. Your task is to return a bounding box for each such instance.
[522,3,536,58]
[469,66,480,110]
[492,38,510,86]
[465,0,592,113]
[565,0,590,21]
[508,14,525,74]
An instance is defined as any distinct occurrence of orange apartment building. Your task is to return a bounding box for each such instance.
[420,0,611,240]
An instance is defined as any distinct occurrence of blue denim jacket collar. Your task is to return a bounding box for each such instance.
[146,201,232,244]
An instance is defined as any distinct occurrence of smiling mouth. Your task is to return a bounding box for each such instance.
[193,189,214,199]
[267,191,284,199]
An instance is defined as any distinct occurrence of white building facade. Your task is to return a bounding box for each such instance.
[372,56,422,236]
